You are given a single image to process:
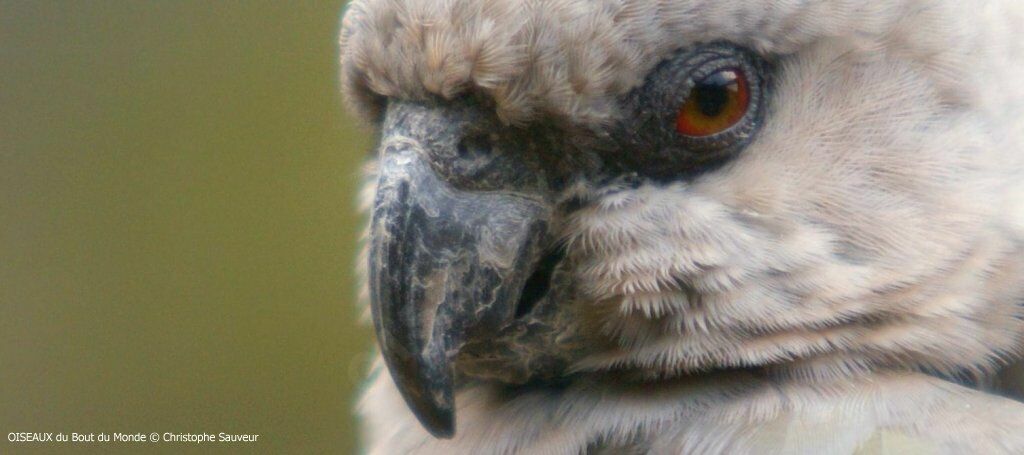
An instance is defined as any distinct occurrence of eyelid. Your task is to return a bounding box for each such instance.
[602,43,768,178]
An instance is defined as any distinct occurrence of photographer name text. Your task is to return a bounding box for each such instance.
[8,432,259,444]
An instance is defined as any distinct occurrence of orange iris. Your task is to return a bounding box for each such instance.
[675,68,750,137]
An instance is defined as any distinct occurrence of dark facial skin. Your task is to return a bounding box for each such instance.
[367,42,770,438]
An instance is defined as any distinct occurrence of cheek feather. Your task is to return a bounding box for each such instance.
[561,38,1024,380]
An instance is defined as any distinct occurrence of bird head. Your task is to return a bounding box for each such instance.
[340,0,1024,438]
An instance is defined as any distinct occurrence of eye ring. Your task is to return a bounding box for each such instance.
[668,48,766,157]
[606,43,768,179]
[675,68,751,137]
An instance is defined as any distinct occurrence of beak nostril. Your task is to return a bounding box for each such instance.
[456,133,495,160]
[515,246,566,319]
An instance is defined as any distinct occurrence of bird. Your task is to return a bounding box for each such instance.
[338,0,1024,452]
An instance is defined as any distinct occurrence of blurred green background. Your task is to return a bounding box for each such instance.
[1,1,375,453]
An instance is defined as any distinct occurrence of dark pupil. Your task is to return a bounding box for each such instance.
[693,70,737,117]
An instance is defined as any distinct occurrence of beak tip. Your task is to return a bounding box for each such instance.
[398,374,456,439]
[417,406,455,439]
[381,350,458,439]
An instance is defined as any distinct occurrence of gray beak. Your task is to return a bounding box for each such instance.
[368,102,552,438]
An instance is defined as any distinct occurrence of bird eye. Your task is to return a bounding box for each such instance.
[675,68,750,137]
[609,43,767,178]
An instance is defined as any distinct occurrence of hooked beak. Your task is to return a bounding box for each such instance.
[368,104,551,438]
